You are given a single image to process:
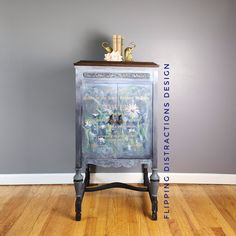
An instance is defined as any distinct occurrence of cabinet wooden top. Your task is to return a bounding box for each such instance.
[74,60,159,68]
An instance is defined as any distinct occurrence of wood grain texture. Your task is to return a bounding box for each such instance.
[0,184,236,236]
[74,60,159,67]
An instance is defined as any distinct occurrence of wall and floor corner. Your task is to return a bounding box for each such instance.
[0,0,236,184]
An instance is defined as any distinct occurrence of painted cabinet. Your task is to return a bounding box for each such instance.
[73,61,159,221]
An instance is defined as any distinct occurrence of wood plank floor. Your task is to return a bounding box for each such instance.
[0,184,236,236]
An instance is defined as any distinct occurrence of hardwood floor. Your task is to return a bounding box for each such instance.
[0,184,236,236]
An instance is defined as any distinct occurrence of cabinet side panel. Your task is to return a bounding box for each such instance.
[152,69,158,168]
[75,69,83,169]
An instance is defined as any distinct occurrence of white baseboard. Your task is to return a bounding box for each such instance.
[0,173,235,185]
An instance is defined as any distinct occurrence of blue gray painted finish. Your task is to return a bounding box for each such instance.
[75,64,158,169]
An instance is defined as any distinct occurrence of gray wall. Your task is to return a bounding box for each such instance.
[0,0,235,174]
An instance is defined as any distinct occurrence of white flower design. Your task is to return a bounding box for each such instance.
[92,113,99,118]
[100,124,106,129]
[128,128,136,133]
[104,51,122,61]
[125,104,140,118]
[84,120,92,128]
[98,136,105,144]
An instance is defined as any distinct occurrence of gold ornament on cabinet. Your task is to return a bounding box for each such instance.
[101,42,113,53]
[101,35,136,62]
[124,42,136,62]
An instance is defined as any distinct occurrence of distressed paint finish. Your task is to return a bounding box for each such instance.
[83,72,151,79]
[82,83,118,159]
[74,61,159,220]
[117,84,152,158]
[75,62,158,169]
[82,83,152,160]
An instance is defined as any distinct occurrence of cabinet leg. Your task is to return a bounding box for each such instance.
[75,197,82,221]
[85,165,90,186]
[74,169,84,221]
[151,196,157,220]
[142,164,149,186]
[149,168,159,220]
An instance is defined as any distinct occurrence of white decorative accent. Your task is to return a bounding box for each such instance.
[125,103,140,118]
[0,173,236,185]
[104,51,122,61]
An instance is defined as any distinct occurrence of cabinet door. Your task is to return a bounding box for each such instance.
[117,84,152,158]
[82,83,118,158]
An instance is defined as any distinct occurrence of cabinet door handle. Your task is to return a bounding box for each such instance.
[108,114,123,125]
[116,114,123,125]
[108,114,115,124]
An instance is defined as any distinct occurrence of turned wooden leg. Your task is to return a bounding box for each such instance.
[149,168,159,220]
[74,169,85,221]
[85,165,90,187]
[151,196,158,220]
[75,197,82,221]
[142,164,149,187]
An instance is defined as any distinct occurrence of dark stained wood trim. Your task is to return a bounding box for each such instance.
[74,60,159,68]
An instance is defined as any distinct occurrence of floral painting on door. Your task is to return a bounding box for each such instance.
[82,83,152,159]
